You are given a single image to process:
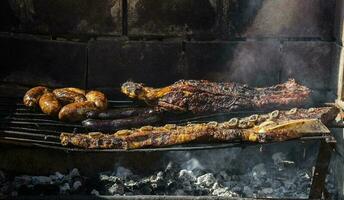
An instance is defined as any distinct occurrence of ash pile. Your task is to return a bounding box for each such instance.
[0,168,85,197]
[93,142,323,198]
[0,141,338,199]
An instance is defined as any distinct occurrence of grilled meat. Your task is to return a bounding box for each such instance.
[23,86,108,122]
[53,88,87,104]
[60,107,337,149]
[121,79,311,113]
[23,86,49,108]
[85,91,108,110]
[82,114,161,131]
[86,107,158,119]
[58,101,98,122]
[39,92,62,116]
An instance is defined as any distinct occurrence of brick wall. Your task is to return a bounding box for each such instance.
[0,0,337,103]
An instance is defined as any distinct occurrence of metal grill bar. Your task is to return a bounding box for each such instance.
[0,97,337,153]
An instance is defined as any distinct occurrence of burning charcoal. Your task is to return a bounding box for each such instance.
[115,167,133,179]
[108,182,125,195]
[212,186,238,197]
[59,183,70,194]
[72,181,82,191]
[99,174,120,183]
[134,179,153,195]
[14,176,32,188]
[69,168,80,178]
[174,189,186,196]
[196,173,216,188]
[178,170,196,182]
[55,172,64,180]
[150,171,165,190]
[216,171,229,182]
[233,186,243,194]
[32,176,52,185]
[91,189,100,195]
[165,179,177,192]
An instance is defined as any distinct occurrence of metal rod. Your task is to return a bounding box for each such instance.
[1,126,61,134]
[2,121,83,128]
[0,130,60,140]
[0,137,61,145]
[309,140,332,199]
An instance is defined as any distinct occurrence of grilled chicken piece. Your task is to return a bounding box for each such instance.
[23,86,49,108]
[60,107,338,149]
[39,92,62,116]
[121,79,311,113]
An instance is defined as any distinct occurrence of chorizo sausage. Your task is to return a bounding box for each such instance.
[58,101,98,122]
[23,86,49,108]
[86,107,156,119]
[53,88,86,104]
[85,90,108,110]
[82,114,161,131]
[39,92,62,116]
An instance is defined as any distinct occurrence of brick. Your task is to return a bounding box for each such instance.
[227,0,335,39]
[87,39,183,97]
[3,0,122,35]
[0,34,87,89]
[185,41,282,87]
[128,0,220,38]
[128,0,335,39]
[280,41,334,91]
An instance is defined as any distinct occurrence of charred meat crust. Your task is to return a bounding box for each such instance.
[60,107,338,149]
[121,79,311,113]
[23,86,49,108]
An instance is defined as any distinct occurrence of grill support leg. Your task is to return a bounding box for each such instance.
[309,140,333,199]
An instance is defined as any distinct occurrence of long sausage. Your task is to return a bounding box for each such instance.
[39,92,62,116]
[58,101,98,122]
[53,88,86,104]
[85,91,108,110]
[86,107,157,119]
[82,114,161,131]
[23,86,49,108]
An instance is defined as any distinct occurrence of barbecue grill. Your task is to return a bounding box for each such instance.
[1,0,344,199]
[0,95,337,199]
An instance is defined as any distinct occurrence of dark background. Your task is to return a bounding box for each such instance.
[0,0,339,101]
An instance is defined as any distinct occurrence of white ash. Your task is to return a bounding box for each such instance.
[0,168,84,196]
[96,142,320,198]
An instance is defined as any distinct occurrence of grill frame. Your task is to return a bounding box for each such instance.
[0,96,336,152]
[0,96,336,199]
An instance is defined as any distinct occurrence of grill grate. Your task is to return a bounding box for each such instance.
[0,96,336,152]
